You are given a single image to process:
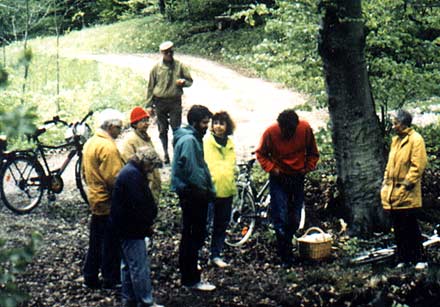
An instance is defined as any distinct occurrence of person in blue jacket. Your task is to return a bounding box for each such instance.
[171,105,217,291]
[111,147,164,307]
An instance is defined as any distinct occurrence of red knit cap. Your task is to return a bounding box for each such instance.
[130,107,149,124]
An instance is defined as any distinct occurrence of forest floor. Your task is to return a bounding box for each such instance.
[1,54,440,307]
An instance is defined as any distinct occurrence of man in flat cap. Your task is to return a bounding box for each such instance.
[145,41,193,164]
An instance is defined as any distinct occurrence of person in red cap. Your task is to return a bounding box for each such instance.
[119,107,162,203]
[145,41,193,164]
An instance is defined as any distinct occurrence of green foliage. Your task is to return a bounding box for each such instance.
[417,123,440,170]
[0,232,42,307]
[231,3,270,27]
[0,105,37,140]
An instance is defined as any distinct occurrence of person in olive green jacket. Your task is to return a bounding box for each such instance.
[145,41,193,164]
[381,109,428,270]
[203,111,237,268]
[119,106,162,204]
[82,108,125,289]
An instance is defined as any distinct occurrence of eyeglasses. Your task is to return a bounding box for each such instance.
[113,125,122,130]
[139,118,150,123]
[162,49,174,55]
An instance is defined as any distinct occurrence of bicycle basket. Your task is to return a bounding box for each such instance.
[65,123,91,144]
[297,227,333,260]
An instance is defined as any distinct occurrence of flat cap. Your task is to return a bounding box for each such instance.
[159,41,173,51]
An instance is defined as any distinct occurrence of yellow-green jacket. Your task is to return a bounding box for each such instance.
[83,129,124,215]
[145,59,193,107]
[203,133,237,198]
[118,130,162,203]
[381,127,427,210]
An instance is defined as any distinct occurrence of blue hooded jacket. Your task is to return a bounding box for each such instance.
[171,125,215,197]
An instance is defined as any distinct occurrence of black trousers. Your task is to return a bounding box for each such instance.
[391,209,425,264]
[83,214,121,283]
[178,192,209,286]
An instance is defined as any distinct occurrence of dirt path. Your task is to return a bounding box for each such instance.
[74,53,328,160]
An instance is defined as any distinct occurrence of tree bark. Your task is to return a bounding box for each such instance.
[318,0,388,236]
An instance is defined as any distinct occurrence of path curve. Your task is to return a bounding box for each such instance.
[74,53,328,160]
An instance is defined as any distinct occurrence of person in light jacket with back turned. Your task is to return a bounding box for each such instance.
[381,109,428,270]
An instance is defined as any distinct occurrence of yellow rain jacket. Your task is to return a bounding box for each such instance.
[83,129,124,215]
[204,133,237,198]
[381,127,427,210]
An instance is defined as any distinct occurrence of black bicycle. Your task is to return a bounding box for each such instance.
[225,157,306,247]
[350,225,440,265]
[0,111,93,214]
[225,158,271,246]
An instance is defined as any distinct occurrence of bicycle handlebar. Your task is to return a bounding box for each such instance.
[79,111,94,125]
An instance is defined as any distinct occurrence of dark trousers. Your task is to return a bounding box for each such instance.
[269,173,305,262]
[83,214,120,284]
[209,197,232,259]
[391,209,425,264]
[179,192,209,286]
[154,98,182,155]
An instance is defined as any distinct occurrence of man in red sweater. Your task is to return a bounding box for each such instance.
[256,109,319,266]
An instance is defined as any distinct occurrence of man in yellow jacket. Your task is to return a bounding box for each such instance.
[381,109,428,270]
[82,108,125,289]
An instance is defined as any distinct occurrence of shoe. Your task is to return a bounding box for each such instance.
[186,281,216,292]
[415,262,428,270]
[396,262,407,269]
[211,257,229,268]
[138,303,165,307]
[102,280,122,290]
[82,278,101,290]
[164,154,170,164]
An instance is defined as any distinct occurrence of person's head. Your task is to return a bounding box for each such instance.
[187,105,213,136]
[277,108,299,140]
[97,108,124,139]
[130,106,150,132]
[211,111,235,137]
[392,109,412,135]
[130,146,163,175]
[159,41,174,62]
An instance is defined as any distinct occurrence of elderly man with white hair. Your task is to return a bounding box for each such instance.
[82,108,125,290]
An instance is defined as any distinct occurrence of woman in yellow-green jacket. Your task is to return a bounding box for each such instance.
[381,109,428,270]
[204,111,237,268]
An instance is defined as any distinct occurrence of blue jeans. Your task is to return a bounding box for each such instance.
[208,197,232,259]
[269,173,304,261]
[121,239,154,305]
[83,215,120,284]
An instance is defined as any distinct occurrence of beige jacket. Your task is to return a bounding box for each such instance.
[119,130,162,203]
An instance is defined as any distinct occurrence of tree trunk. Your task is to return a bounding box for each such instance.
[318,0,388,236]
[158,0,165,15]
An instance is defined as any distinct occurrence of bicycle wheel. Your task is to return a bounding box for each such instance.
[350,247,395,265]
[0,155,45,214]
[75,155,88,204]
[225,184,256,247]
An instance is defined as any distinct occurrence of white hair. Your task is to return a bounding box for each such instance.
[97,108,124,129]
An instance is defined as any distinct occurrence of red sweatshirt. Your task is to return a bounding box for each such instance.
[256,120,319,175]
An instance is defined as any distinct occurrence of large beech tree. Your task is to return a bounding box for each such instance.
[318,0,388,236]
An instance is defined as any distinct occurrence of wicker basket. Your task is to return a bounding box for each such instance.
[297,227,332,260]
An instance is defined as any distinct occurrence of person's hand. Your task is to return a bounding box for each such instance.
[146,107,155,117]
[270,167,280,176]
[176,79,186,86]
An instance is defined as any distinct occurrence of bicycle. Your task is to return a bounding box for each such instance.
[350,224,440,265]
[0,111,93,214]
[225,157,306,247]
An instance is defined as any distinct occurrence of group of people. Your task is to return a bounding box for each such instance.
[79,40,429,307]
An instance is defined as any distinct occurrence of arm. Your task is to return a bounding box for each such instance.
[145,66,157,108]
[304,127,320,173]
[100,146,124,190]
[179,63,193,88]
[403,135,427,189]
[255,130,276,173]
